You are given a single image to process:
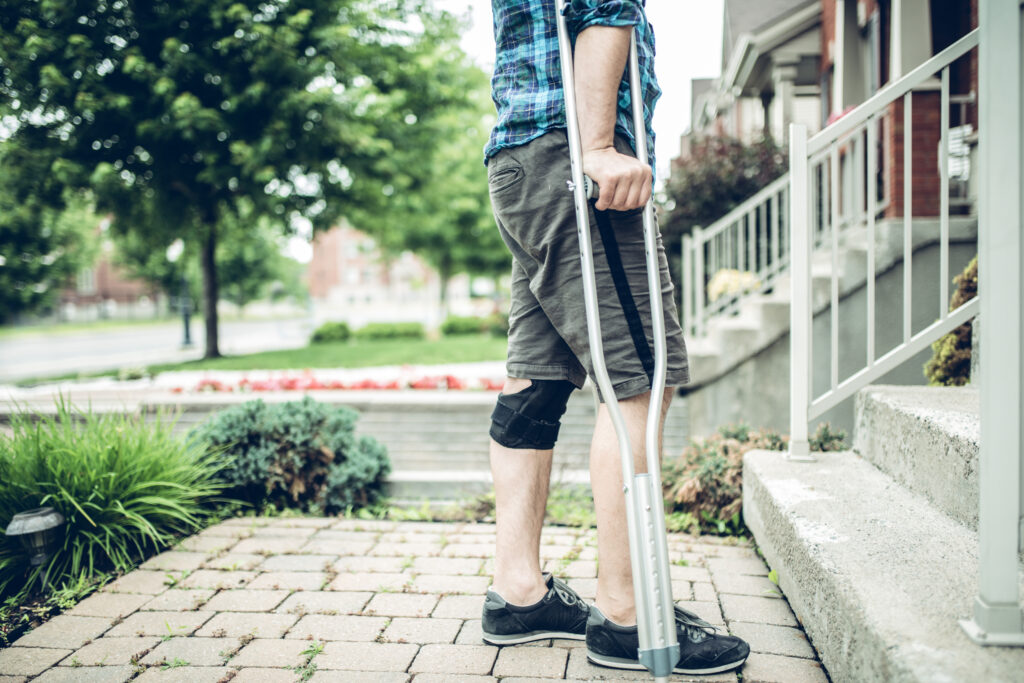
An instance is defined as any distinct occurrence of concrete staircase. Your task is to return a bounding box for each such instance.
[742,384,1024,683]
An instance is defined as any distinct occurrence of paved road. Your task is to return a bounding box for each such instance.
[0,317,314,383]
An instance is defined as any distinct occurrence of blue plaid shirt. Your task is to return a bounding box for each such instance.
[485,0,660,171]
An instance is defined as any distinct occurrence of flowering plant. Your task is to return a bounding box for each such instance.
[707,269,760,303]
[175,373,505,394]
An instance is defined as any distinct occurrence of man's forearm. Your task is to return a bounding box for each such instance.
[574,25,631,153]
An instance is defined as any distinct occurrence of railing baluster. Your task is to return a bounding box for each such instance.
[694,226,705,339]
[759,201,768,277]
[903,91,913,343]
[830,146,841,391]
[789,123,812,460]
[748,210,757,279]
[940,66,951,319]
[867,115,878,364]
[771,190,781,277]
[682,234,693,337]
[736,218,744,272]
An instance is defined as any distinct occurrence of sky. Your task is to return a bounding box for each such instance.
[435,0,726,180]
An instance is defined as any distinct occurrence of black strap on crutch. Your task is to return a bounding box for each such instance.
[553,2,678,680]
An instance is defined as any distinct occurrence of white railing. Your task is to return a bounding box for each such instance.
[680,174,789,338]
[788,29,980,459]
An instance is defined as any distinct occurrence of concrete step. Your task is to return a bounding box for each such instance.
[854,385,980,531]
[743,449,1024,683]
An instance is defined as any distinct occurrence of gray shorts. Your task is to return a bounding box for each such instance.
[488,130,690,401]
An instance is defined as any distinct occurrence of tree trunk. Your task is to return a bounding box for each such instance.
[200,223,221,359]
[438,265,451,320]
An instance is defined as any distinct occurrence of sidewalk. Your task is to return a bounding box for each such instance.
[0,517,829,682]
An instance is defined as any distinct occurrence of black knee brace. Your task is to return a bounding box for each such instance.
[489,380,576,450]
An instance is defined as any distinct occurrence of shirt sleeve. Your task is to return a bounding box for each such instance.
[564,0,644,34]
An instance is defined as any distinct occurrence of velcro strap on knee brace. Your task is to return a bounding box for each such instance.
[490,402,561,449]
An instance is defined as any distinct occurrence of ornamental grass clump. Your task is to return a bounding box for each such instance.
[195,396,389,514]
[0,399,225,600]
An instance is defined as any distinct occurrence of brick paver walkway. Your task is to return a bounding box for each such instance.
[0,518,829,682]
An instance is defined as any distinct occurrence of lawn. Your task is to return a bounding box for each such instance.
[147,334,509,373]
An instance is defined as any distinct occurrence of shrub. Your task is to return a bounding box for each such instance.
[194,396,389,514]
[925,255,977,386]
[662,423,843,536]
[311,321,351,344]
[441,315,485,336]
[485,312,510,338]
[354,322,425,341]
[0,399,224,600]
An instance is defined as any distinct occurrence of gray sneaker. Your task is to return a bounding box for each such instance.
[481,573,589,645]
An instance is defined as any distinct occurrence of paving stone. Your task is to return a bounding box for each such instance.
[285,615,389,641]
[0,676,26,683]
[260,554,337,572]
[409,676,494,683]
[453,524,496,535]
[550,638,587,649]
[276,591,372,615]
[267,517,336,529]
[103,571,171,595]
[229,668,299,682]
[230,537,309,554]
[381,617,462,644]
[214,518,270,528]
[328,572,410,592]
[249,571,329,591]
[201,553,265,571]
[196,525,253,539]
[410,574,489,595]
[440,544,493,558]
[363,593,439,618]
[538,545,579,561]
[552,560,596,579]
[13,614,113,649]
[455,619,485,645]
[728,622,817,660]
[370,543,440,558]
[309,672,409,683]
[334,556,410,573]
[300,540,375,556]
[0,647,73,676]
[564,648,738,681]
[568,578,597,600]
[316,641,419,671]
[178,570,256,590]
[719,594,798,627]
[252,526,319,538]
[333,520,394,532]
[670,580,692,601]
[669,565,712,583]
[684,600,726,627]
[492,646,568,678]
[141,552,209,572]
[230,639,311,668]
[432,595,483,619]
[394,522,462,533]
[692,582,718,603]
[32,665,135,682]
[378,533,445,544]
[202,589,290,612]
[105,611,214,637]
[140,589,216,612]
[408,644,497,675]
[410,557,483,576]
[739,653,828,683]
[177,536,237,553]
[134,667,234,683]
[696,544,760,560]
[707,557,770,578]
[62,637,159,665]
[67,592,151,618]
[313,530,382,543]
[194,612,298,639]
[501,679,589,683]
[140,637,239,666]
[714,573,783,599]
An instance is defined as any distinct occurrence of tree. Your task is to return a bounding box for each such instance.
[350,61,510,310]
[0,0,469,357]
[659,135,787,284]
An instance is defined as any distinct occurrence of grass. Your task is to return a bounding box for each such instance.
[147,334,508,373]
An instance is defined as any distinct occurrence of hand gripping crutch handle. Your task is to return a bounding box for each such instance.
[553,2,678,680]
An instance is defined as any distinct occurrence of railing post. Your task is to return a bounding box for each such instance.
[693,226,706,339]
[960,0,1024,647]
[682,234,693,337]
[788,123,813,461]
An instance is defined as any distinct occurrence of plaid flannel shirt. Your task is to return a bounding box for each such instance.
[484,0,660,172]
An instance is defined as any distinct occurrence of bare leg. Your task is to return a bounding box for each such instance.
[591,388,673,626]
[489,378,553,606]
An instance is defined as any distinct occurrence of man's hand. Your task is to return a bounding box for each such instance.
[573,25,651,212]
[583,146,651,212]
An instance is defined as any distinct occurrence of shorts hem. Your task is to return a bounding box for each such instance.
[608,369,690,401]
[506,362,587,390]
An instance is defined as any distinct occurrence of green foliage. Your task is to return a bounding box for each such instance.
[808,423,847,452]
[441,315,486,336]
[353,322,425,341]
[194,397,389,514]
[485,312,510,338]
[0,399,224,601]
[925,255,978,386]
[659,136,787,285]
[310,321,351,344]
[0,573,105,646]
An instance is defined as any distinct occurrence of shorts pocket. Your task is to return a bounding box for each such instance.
[488,160,524,195]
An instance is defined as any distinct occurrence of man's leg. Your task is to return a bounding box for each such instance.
[489,377,552,606]
[590,387,673,626]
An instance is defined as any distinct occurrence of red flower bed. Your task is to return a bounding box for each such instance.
[179,373,505,394]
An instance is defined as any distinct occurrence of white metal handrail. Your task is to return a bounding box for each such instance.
[681,174,789,338]
[789,28,980,459]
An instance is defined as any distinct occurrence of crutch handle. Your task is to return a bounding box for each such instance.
[584,175,599,201]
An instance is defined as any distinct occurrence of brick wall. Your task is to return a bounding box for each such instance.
[884,91,943,218]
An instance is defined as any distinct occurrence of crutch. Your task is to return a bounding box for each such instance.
[553,2,678,681]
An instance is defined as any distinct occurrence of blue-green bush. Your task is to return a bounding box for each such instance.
[311,321,352,344]
[353,322,425,341]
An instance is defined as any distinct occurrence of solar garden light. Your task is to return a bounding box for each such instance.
[4,507,65,574]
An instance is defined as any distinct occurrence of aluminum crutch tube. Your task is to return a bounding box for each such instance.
[553,2,678,679]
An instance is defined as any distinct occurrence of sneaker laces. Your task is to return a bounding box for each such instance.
[674,605,720,642]
[551,576,587,612]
